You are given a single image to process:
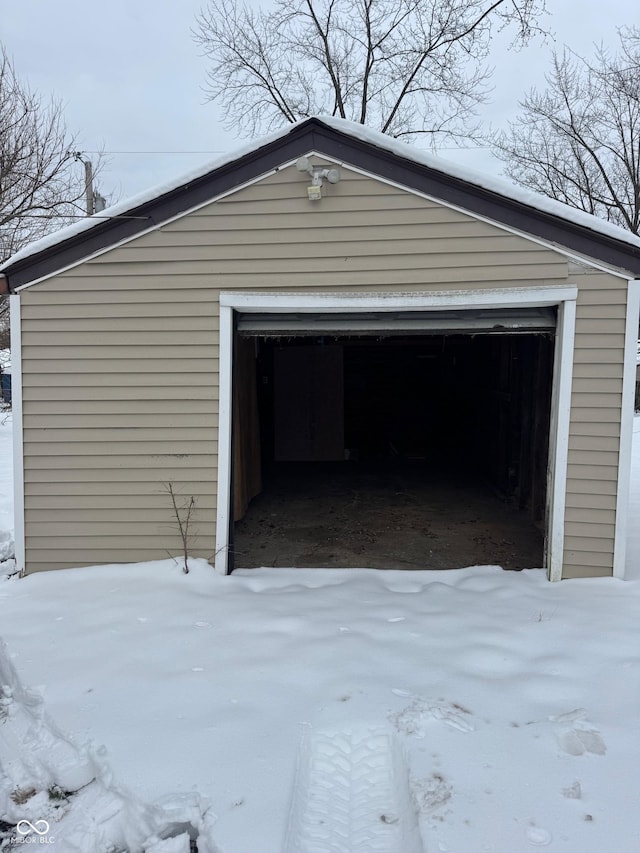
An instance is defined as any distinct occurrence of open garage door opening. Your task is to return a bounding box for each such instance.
[230,311,556,572]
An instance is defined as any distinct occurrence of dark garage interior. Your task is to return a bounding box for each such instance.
[231,313,555,571]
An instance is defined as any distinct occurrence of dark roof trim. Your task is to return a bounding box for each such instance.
[5,117,640,289]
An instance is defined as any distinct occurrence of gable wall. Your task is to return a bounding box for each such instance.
[15,164,627,575]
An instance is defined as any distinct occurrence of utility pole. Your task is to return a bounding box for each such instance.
[83,159,93,217]
[73,152,106,216]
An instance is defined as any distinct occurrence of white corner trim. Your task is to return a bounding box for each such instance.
[215,305,234,574]
[546,297,577,581]
[221,285,579,313]
[217,286,577,579]
[9,295,25,575]
[613,278,640,578]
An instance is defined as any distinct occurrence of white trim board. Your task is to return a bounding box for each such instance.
[9,294,25,575]
[221,286,579,312]
[214,305,234,575]
[215,286,577,577]
[546,298,576,582]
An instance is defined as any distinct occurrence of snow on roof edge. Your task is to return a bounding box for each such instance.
[3,115,640,272]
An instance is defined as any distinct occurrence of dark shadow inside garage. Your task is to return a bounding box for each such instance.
[231,317,555,571]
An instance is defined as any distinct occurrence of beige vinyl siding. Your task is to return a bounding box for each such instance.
[20,285,218,572]
[17,162,628,577]
[76,167,569,289]
[561,271,629,578]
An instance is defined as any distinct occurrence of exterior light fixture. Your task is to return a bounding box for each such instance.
[296,157,341,201]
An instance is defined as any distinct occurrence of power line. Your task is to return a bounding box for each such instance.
[84,150,225,155]
[83,146,494,154]
[9,214,150,221]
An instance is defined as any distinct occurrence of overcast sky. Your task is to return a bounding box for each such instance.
[1,0,637,205]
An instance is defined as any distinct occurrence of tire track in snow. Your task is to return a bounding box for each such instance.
[284,727,424,853]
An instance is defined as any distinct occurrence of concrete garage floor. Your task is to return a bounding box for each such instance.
[232,462,544,571]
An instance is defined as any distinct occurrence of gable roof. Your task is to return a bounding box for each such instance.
[3,116,640,290]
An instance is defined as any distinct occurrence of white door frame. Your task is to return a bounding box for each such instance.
[614,278,640,578]
[215,286,578,577]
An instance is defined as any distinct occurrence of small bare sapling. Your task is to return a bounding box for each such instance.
[165,482,196,574]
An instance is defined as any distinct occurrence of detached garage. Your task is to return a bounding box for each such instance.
[2,117,639,579]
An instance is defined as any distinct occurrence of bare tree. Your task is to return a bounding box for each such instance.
[0,45,92,265]
[0,46,108,345]
[193,0,547,143]
[492,27,640,235]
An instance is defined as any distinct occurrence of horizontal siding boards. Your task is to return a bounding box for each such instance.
[565,519,617,538]
[564,491,617,510]
[571,377,623,394]
[566,478,617,496]
[22,359,218,376]
[574,348,628,365]
[563,563,614,578]
[573,334,627,352]
[22,399,218,416]
[561,269,628,578]
[569,421,622,437]
[569,393,622,411]
[564,548,614,567]
[575,284,628,305]
[573,317,628,336]
[22,376,216,391]
[26,546,215,573]
[23,508,214,526]
[20,289,221,306]
[148,220,499,245]
[567,433,620,452]
[564,535,615,553]
[22,413,217,429]
[81,168,567,286]
[23,447,217,465]
[25,537,216,554]
[20,274,218,572]
[22,331,219,347]
[572,363,627,380]
[63,266,566,290]
[22,277,560,300]
[568,407,621,426]
[24,427,218,443]
[23,467,217,484]
[25,492,216,508]
[25,533,216,549]
[58,260,564,286]
[22,316,219,333]
[22,386,217,402]
[576,303,628,320]
[565,507,616,524]
[89,236,556,265]
[564,465,619,482]
[567,448,619,468]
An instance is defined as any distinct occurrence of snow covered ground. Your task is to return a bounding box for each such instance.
[0,412,639,852]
